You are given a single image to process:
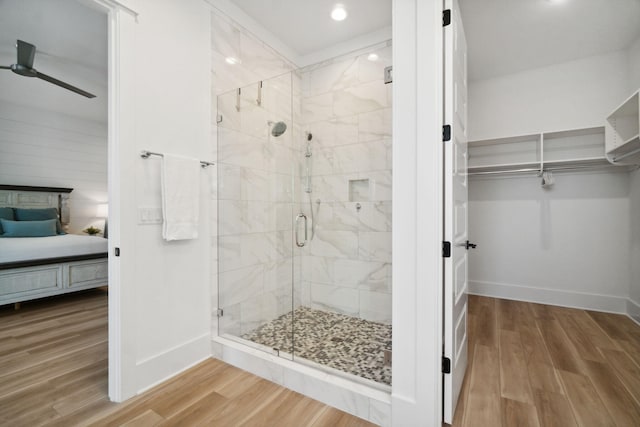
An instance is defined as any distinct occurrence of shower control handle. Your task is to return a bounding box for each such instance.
[295,213,308,247]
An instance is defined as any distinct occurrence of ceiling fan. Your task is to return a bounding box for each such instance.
[0,40,96,98]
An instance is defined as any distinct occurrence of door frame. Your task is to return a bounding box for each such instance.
[78,0,138,402]
[391,0,444,425]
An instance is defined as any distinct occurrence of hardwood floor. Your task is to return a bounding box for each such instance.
[0,290,375,427]
[453,295,640,427]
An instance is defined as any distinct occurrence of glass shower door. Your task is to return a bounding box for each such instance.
[216,73,296,359]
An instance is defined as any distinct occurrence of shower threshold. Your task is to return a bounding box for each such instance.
[241,306,392,386]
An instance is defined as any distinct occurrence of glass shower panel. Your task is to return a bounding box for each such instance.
[217,73,295,358]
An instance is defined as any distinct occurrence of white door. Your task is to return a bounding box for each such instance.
[443,0,469,423]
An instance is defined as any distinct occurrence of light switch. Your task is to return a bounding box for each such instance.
[138,207,163,224]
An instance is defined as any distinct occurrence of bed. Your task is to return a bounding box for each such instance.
[0,185,108,306]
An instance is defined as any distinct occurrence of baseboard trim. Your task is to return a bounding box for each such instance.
[468,280,628,314]
[135,333,210,394]
[627,298,640,326]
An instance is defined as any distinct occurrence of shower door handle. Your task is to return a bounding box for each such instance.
[295,213,307,247]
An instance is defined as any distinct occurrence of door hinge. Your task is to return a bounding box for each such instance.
[443,241,451,258]
[442,356,451,374]
[114,247,120,257]
[216,308,223,317]
[443,9,451,27]
[443,124,451,142]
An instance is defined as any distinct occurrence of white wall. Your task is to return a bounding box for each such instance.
[0,102,107,233]
[110,0,211,399]
[468,50,635,313]
[470,172,631,311]
[628,36,640,92]
[469,51,630,140]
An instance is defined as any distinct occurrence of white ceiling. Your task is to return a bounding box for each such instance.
[459,0,640,81]
[0,0,107,123]
[228,0,392,60]
[228,0,640,80]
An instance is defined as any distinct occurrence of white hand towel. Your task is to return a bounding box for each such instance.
[161,154,200,241]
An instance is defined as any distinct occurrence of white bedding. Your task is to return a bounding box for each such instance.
[0,234,108,264]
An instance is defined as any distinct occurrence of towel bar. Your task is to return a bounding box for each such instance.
[140,150,214,168]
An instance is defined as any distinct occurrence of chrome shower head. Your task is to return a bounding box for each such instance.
[268,121,287,137]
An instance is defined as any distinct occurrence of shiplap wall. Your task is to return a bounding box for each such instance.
[0,101,107,234]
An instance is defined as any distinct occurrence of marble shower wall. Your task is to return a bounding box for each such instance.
[298,42,393,324]
[212,11,301,337]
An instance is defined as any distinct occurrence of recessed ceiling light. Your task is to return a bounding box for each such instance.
[367,53,379,62]
[225,57,240,65]
[331,5,348,21]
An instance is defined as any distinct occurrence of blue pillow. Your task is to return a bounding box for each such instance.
[0,207,14,234]
[14,208,66,235]
[0,218,58,237]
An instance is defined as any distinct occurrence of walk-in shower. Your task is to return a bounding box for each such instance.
[216,44,393,387]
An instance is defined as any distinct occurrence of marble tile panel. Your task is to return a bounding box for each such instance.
[264,142,294,174]
[270,172,295,203]
[218,302,241,336]
[216,90,241,131]
[264,258,294,294]
[310,283,359,316]
[359,231,392,263]
[314,173,358,202]
[358,108,392,142]
[365,171,392,201]
[304,255,333,284]
[246,201,270,233]
[333,80,389,117]
[219,264,263,308]
[218,131,266,170]
[306,116,358,149]
[239,85,269,139]
[211,13,240,61]
[218,199,248,236]
[217,163,242,201]
[359,201,391,232]
[309,230,358,258]
[333,141,387,174]
[304,56,359,97]
[358,45,392,84]
[218,234,241,272]
[359,290,392,324]
[302,92,334,123]
[333,259,389,291]
[240,292,278,335]
[309,147,334,176]
[241,167,269,202]
[322,202,360,231]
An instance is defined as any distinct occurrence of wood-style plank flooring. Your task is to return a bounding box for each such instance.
[0,289,375,427]
[453,295,640,427]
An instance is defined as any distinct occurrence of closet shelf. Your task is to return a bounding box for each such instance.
[605,90,640,165]
[468,126,608,176]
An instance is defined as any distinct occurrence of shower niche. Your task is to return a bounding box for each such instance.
[217,43,393,387]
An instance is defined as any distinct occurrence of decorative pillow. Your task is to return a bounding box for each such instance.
[0,207,14,234]
[0,218,58,237]
[14,208,66,235]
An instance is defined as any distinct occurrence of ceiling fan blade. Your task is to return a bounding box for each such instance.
[0,65,11,70]
[34,71,96,98]
[16,40,36,69]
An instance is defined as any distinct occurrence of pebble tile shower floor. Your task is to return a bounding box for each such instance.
[242,306,392,385]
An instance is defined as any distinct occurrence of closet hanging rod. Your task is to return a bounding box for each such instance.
[468,163,622,176]
[612,146,640,163]
[140,150,215,168]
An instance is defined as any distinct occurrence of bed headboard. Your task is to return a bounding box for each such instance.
[0,185,73,226]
